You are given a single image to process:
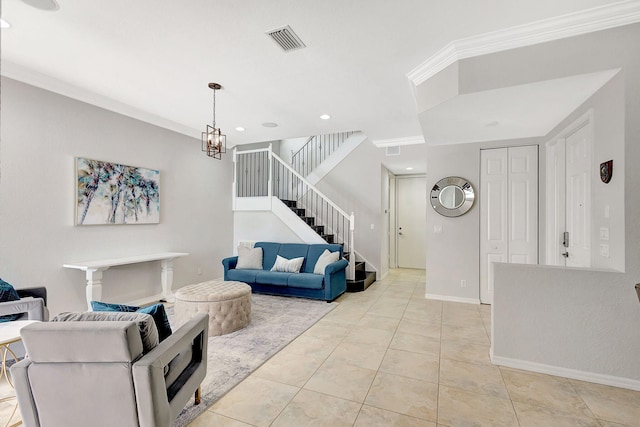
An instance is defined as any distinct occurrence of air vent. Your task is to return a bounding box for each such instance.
[386,146,401,156]
[266,25,306,52]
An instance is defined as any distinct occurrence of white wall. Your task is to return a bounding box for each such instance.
[233,211,304,253]
[0,78,233,315]
[278,137,308,165]
[419,24,639,385]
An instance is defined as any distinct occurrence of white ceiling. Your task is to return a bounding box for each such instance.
[0,0,625,147]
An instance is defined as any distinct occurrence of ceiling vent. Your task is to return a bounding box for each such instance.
[266,25,306,52]
[386,146,401,156]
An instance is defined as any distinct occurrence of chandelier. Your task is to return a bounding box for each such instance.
[202,82,226,159]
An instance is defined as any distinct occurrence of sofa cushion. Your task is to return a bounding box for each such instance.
[313,249,341,275]
[236,246,263,269]
[288,273,324,290]
[304,244,343,273]
[91,301,172,342]
[255,242,281,270]
[270,255,304,273]
[0,278,21,322]
[52,311,159,354]
[227,269,259,283]
[256,271,290,286]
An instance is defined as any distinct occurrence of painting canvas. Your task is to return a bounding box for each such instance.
[76,157,160,225]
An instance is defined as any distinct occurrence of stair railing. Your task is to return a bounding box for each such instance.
[234,145,355,280]
[291,131,355,177]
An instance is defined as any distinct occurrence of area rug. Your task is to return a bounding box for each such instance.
[171,293,337,427]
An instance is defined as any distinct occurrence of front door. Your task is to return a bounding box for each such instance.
[397,176,427,269]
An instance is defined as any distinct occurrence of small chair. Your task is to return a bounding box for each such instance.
[11,312,208,427]
[0,286,49,321]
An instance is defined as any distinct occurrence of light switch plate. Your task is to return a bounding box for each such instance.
[599,227,610,241]
[599,243,610,258]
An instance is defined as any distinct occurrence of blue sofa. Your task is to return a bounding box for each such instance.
[222,242,348,302]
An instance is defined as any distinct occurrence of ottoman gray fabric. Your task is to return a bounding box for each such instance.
[175,280,251,336]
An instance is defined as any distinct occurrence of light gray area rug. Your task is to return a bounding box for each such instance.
[171,293,337,427]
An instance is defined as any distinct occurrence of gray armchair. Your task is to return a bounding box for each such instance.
[11,312,208,427]
[0,287,49,321]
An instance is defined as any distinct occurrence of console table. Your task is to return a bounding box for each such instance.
[64,252,188,310]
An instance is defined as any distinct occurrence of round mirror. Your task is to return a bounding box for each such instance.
[430,177,475,217]
[438,185,465,209]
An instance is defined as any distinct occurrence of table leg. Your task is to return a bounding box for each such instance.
[1,344,22,427]
[85,268,108,310]
[160,259,176,303]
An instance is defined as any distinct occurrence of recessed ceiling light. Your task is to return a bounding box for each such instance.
[406,167,414,171]
[262,122,278,128]
[0,18,11,29]
[235,127,245,132]
[320,114,331,120]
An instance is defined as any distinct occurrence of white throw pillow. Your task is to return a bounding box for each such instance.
[270,255,304,273]
[236,246,263,269]
[313,249,340,275]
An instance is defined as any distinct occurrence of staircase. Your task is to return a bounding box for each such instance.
[233,133,377,289]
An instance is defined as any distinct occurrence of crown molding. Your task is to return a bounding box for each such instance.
[372,135,425,148]
[408,0,640,86]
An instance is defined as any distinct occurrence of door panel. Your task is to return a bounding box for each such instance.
[397,176,427,269]
[508,146,538,265]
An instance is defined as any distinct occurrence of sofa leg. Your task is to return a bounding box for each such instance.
[195,386,201,405]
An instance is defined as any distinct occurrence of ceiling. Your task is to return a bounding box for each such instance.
[0,0,625,148]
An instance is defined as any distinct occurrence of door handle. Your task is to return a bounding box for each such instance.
[562,252,569,258]
[398,232,403,235]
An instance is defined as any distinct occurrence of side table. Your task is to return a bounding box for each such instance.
[1,320,39,427]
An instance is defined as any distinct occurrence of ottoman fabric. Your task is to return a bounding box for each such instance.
[175,280,251,336]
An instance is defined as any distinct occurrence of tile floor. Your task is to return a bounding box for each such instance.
[188,269,640,427]
[1,269,639,426]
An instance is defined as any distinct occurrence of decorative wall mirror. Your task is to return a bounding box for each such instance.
[430,176,475,217]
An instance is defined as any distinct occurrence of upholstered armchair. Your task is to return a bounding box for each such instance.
[0,286,49,321]
[11,312,208,427]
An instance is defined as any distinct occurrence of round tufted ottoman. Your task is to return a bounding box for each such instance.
[174,280,252,336]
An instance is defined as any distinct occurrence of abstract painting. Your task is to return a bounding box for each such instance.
[76,157,160,225]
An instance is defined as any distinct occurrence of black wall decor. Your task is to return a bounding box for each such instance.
[600,160,613,184]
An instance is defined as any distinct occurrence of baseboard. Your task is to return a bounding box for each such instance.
[491,355,640,391]
[425,293,480,304]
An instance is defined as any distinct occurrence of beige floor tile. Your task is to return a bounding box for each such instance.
[439,358,509,399]
[322,305,369,325]
[327,340,387,370]
[365,372,438,422]
[281,334,342,359]
[378,348,439,384]
[437,385,519,427]
[271,389,361,427]
[442,307,483,327]
[303,358,377,402]
[513,401,601,427]
[570,380,640,427]
[441,323,490,345]
[501,369,594,418]
[188,410,254,426]
[442,301,481,315]
[368,298,409,319]
[210,376,299,427]
[302,320,351,341]
[404,301,442,323]
[253,348,326,387]
[440,339,492,365]
[599,421,637,427]
[397,318,441,339]
[354,404,436,427]
[390,331,440,358]
[356,313,401,331]
[343,325,395,348]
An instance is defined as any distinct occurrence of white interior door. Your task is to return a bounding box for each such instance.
[480,146,538,304]
[397,176,427,269]
[545,113,592,268]
[480,149,508,304]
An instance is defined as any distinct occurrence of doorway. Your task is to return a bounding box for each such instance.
[395,175,427,269]
[545,111,593,267]
[480,145,538,304]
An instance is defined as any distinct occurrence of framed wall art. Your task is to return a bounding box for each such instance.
[75,157,160,225]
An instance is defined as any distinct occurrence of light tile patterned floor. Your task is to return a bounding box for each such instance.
[188,268,640,427]
[2,269,639,426]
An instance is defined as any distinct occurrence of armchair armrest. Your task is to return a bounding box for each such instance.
[17,287,47,304]
[0,297,47,321]
[132,313,209,427]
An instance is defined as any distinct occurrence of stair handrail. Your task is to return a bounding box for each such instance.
[271,151,351,220]
[290,136,315,160]
[291,131,355,176]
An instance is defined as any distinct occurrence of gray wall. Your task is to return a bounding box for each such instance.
[0,78,233,315]
[420,24,639,384]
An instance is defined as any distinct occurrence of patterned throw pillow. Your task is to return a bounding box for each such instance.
[91,301,172,341]
[0,278,21,322]
[270,255,304,273]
